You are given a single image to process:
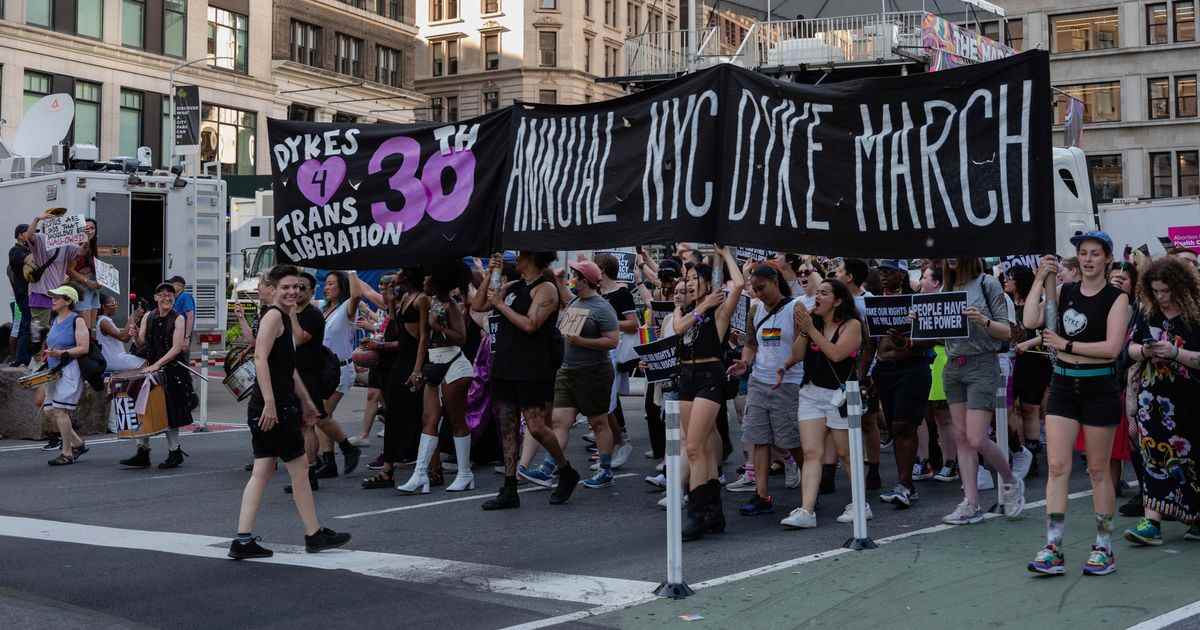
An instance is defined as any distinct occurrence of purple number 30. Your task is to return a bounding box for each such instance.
[367,135,475,231]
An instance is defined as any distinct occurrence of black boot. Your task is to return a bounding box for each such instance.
[314,451,339,479]
[682,485,709,542]
[701,479,726,535]
[158,448,187,469]
[340,440,362,475]
[865,462,882,491]
[285,465,320,494]
[819,464,837,495]
[120,446,151,468]
[482,477,520,511]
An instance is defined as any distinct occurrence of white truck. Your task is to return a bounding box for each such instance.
[1099,196,1200,258]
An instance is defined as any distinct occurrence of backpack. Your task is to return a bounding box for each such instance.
[25,248,59,283]
[52,316,107,392]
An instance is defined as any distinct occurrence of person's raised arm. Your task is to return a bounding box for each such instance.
[1023,256,1058,330]
[100,316,132,343]
[715,246,745,326]
[494,282,558,334]
[344,272,362,321]
[136,311,150,347]
[355,273,387,310]
[471,255,502,313]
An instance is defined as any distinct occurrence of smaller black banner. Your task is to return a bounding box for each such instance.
[174,85,200,151]
[998,254,1040,275]
[634,336,680,383]
[650,300,674,332]
[864,294,913,337]
[596,249,637,284]
[735,248,774,264]
[730,293,752,334]
[911,291,969,339]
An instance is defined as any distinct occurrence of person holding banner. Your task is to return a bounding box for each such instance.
[675,247,743,541]
[66,219,100,329]
[939,257,1025,527]
[726,262,806,522]
[397,261,476,494]
[475,252,578,510]
[23,211,80,346]
[1023,232,1128,577]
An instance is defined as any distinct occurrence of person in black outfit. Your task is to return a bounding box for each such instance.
[473,251,578,509]
[229,265,350,560]
[118,282,194,469]
[8,224,32,367]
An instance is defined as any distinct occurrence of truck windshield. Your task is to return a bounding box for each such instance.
[249,246,275,278]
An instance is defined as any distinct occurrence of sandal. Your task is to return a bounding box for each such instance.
[48,454,76,466]
[361,473,394,489]
[73,443,89,459]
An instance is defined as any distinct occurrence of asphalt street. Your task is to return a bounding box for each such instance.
[1,384,1197,630]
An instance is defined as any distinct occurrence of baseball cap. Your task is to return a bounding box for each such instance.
[878,259,909,272]
[569,260,603,285]
[47,286,79,303]
[1069,230,1114,255]
[502,251,518,264]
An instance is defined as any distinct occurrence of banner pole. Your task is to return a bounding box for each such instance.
[654,398,693,599]
[843,379,877,550]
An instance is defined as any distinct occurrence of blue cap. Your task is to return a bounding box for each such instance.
[1069,230,1113,255]
[502,250,518,264]
[878,259,909,272]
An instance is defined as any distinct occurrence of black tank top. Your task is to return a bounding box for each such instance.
[679,305,723,361]
[1059,282,1123,345]
[250,306,298,409]
[492,276,558,381]
[803,321,855,389]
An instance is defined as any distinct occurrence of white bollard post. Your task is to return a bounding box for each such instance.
[991,358,1011,513]
[195,342,210,432]
[844,379,877,550]
[654,398,694,599]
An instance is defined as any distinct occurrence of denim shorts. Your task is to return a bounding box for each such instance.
[942,354,1000,411]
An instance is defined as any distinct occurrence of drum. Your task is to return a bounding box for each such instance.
[18,369,60,389]
[108,370,168,439]
[223,358,257,401]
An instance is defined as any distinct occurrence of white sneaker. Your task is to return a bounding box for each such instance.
[657,493,688,509]
[493,465,506,475]
[1011,446,1033,481]
[976,465,995,491]
[784,458,800,489]
[1001,477,1026,518]
[612,442,633,469]
[644,473,667,488]
[836,502,874,524]
[780,507,817,529]
[376,428,386,438]
[725,473,756,493]
[644,449,655,459]
[582,431,596,444]
[942,500,985,525]
[347,436,370,447]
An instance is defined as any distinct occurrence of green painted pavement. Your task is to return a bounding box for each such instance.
[597,498,1200,630]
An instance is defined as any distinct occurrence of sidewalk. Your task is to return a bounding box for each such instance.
[595,496,1200,630]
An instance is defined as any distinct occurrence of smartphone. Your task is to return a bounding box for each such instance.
[1142,337,1157,346]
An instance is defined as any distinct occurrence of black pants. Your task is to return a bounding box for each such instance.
[645,386,665,460]
[383,369,422,463]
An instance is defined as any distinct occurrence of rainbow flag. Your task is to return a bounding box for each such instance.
[639,325,656,345]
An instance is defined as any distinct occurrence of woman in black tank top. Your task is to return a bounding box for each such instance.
[1022,232,1129,576]
[672,247,744,542]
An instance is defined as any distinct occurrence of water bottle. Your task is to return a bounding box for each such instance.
[489,268,502,290]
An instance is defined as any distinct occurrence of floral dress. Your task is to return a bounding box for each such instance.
[1132,313,1200,524]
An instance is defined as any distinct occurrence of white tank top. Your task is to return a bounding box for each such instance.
[97,315,146,372]
[751,298,804,385]
[323,300,356,361]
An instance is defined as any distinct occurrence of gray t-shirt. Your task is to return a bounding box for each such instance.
[945,274,1009,358]
[561,294,619,368]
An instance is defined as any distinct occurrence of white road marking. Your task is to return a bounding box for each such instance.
[334,473,639,519]
[499,489,1099,629]
[0,427,247,453]
[0,515,656,607]
[1127,600,1200,630]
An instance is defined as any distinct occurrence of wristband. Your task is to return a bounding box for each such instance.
[1065,341,1074,354]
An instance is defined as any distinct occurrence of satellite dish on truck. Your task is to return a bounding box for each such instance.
[12,94,74,157]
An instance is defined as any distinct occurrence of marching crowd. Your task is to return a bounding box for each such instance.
[9,209,1200,570]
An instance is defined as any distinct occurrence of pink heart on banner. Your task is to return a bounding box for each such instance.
[296,156,347,206]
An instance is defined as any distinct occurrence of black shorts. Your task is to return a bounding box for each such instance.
[875,359,933,426]
[1012,353,1052,405]
[677,362,726,404]
[248,402,306,462]
[368,366,390,390]
[1044,368,1121,427]
[492,378,554,409]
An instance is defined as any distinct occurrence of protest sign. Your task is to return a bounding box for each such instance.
[730,293,752,334]
[863,294,913,337]
[634,336,680,383]
[911,291,969,339]
[558,307,590,337]
[595,248,638,283]
[94,258,120,294]
[43,214,87,249]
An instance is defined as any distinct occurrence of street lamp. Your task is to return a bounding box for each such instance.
[167,56,237,165]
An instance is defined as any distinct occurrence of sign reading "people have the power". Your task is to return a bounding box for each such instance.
[911,292,969,339]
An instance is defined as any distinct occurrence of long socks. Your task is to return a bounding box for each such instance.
[1095,513,1114,549]
[1046,512,1066,546]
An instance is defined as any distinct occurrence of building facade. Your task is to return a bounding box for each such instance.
[0,0,278,175]
[413,0,680,121]
[273,0,426,124]
[992,0,1197,203]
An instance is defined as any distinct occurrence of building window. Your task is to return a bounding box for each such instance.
[446,96,458,121]
[539,90,557,104]
[1181,150,1200,196]
[377,46,403,87]
[123,0,145,47]
[605,45,619,77]
[1150,152,1174,198]
[379,0,403,19]
[1054,81,1121,123]
[430,96,444,123]
[23,71,50,113]
[335,33,363,77]
[1005,18,1023,50]
[483,90,499,112]
[164,0,187,57]
[605,0,615,27]
[27,0,51,27]
[288,104,315,121]
[432,42,444,76]
[1150,77,1171,119]
[627,1,638,33]
[539,31,557,67]
[73,81,101,148]
[448,38,459,74]
[77,0,103,38]
[483,0,501,14]
[1176,1,1196,42]
[540,0,556,9]
[484,33,500,70]
[1148,3,1169,44]
[1086,154,1122,203]
[431,0,458,21]
[333,112,358,123]
[584,36,593,73]
[200,104,257,176]
[208,6,249,73]
[120,89,144,158]
[649,9,662,33]
[291,21,321,67]
[1049,10,1119,53]
[1179,75,1198,117]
